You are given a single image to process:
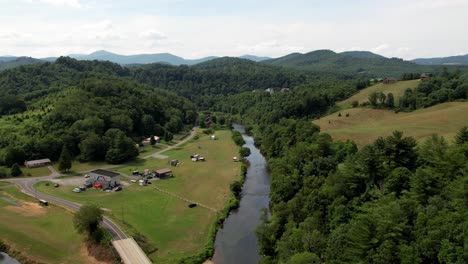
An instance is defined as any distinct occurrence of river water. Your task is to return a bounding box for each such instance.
[0,252,20,264]
[212,124,271,264]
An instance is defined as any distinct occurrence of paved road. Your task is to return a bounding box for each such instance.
[16,178,127,240]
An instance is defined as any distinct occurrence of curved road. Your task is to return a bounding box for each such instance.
[3,127,199,263]
[16,178,127,240]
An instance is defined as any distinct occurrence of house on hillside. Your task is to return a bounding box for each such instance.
[280,88,290,93]
[420,73,430,81]
[383,77,397,84]
[143,136,160,144]
[24,158,51,168]
[265,88,274,94]
[88,169,120,188]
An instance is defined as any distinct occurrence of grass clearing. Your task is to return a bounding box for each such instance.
[313,102,468,147]
[35,129,241,263]
[0,181,11,187]
[0,186,89,264]
[0,165,51,178]
[338,80,420,108]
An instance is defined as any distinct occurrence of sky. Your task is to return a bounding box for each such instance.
[1,0,468,59]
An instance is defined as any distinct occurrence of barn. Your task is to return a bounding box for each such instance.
[88,169,120,188]
[24,158,51,168]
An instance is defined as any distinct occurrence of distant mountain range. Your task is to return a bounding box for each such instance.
[1,50,467,75]
[40,50,271,65]
[411,54,468,65]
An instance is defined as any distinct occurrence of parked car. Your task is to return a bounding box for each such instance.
[84,174,90,178]
[73,188,81,193]
[113,186,122,191]
[130,180,137,183]
[79,186,86,191]
[84,182,93,188]
[54,183,59,187]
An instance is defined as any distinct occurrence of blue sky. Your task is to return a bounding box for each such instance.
[1,0,468,59]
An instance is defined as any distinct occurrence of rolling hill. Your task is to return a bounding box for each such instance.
[338,79,421,107]
[0,57,45,71]
[412,54,468,65]
[313,102,468,147]
[262,49,435,77]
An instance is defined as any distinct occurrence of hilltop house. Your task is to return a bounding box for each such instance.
[88,169,120,188]
[383,77,397,84]
[24,158,51,168]
[280,88,290,93]
[420,73,430,81]
[265,88,274,94]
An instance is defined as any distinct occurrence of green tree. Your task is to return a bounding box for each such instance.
[150,135,156,146]
[10,163,22,177]
[58,145,72,172]
[387,93,395,107]
[351,100,359,108]
[239,147,251,158]
[286,252,320,264]
[454,126,468,145]
[73,204,104,242]
[368,92,378,106]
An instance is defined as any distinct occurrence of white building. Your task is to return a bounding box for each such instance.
[88,169,120,188]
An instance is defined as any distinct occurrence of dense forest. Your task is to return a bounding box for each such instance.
[214,69,467,263]
[0,57,196,169]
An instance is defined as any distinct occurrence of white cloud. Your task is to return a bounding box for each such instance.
[28,0,82,8]
[139,30,167,41]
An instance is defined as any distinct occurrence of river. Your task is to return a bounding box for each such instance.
[0,252,20,264]
[212,124,271,264]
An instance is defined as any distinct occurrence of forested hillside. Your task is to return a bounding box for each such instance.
[0,57,196,168]
[215,69,467,264]
[261,50,451,78]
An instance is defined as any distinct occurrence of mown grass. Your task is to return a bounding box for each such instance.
[0,165,51,178]
[313,102,468,147]
[0,186,86,264]
[338,80,420,107]
[35,130,241,263]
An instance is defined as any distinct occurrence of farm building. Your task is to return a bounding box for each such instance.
[88,169,120,188]
[383,77,397,84]
[143,136,160,144]
[420,73,430,81]
[154,168,172,178]
[24,158,51,168]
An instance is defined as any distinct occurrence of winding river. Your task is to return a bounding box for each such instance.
[0,252,20,264]
[212,124,271,264]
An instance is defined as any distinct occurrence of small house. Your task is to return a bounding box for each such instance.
[88,169,120,188]
[143,136,160,144]
[280,88,290,93]
[265,88,274,94]
[24,158,51,168]
[383,77,397,84]
[154,168,173,178]
[420,73,430,81]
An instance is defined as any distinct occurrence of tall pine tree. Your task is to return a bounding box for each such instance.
[58,145,72,172]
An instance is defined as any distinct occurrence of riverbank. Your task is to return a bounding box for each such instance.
[212,124,271,264]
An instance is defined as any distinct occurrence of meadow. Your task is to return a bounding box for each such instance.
[35,130,241,263]
[338,79,420,108]
[313,102,468,147]
[0,186,94,264]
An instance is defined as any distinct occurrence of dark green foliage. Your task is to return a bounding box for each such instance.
[104,129,138,164]
[253,123,466,263]
[399,69,468,110]
[10,163,22,177]
[73,204,104,242]
[58,145,72,172]
[149,135,156,146]
[454,126,468,145]
[351,100,359,107]
[231,131,245,146]
[0,58,195,166]
[239,147,251,158]
[230,180,243,197]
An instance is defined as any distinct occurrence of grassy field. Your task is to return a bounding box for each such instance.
[0,186,93,264]
[338,80,420,108]
[313,102,468,147]
[0,181,12,187]
[0,165,51,178]
[35,129,240,263]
